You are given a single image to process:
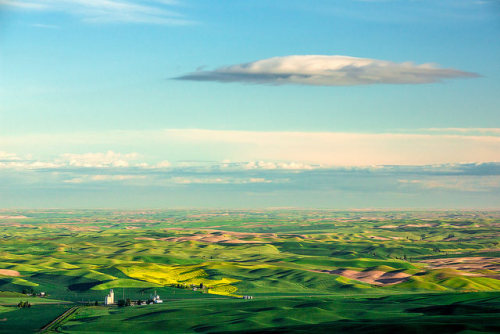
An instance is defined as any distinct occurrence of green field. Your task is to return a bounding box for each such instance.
[59,293,500,333]
[0,303,72,333]
[0,210,499,332]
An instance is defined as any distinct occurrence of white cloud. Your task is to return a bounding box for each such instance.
[0,151,21,161]
[0,0,192,25]
[421,128,500,135]
[161,129,500,166]
[0,152,65,169]
[175,55,479,86]
[60,151,138,168]
[152,160,172,168]
[0,151,141,169]
[170,177,275,184]
[64,174,146,183]
[399,176,500,192]
[241,161,316,170]
[1,129,499,168]
[63,177,84,184]
[90,174,146,181]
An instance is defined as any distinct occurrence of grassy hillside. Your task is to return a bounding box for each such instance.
[59,292,500,333]
[0,209,498,332]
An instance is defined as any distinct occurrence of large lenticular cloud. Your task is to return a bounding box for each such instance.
[175,55,479,86]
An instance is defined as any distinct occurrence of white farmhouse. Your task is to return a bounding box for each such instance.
[150,290,163,304]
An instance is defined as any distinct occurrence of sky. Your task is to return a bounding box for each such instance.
[0,0,499,209]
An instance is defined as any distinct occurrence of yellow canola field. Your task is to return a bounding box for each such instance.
[208,284,238,296]
[116,263,240,297]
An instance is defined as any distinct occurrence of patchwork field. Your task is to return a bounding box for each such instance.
[0,209,499,332]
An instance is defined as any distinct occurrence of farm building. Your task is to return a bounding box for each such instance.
[150,291,163,304]
[104,289,114,305]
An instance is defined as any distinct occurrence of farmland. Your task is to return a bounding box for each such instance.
[0,210,499,333]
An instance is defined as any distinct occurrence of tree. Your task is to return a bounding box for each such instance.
[17,301,31,308]
[125,298,131,306]
[117,299,126,307]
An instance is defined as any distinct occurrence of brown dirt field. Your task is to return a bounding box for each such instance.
[187,213,229,218]
[159,233,266,244]
[314,269,411,286]
[0,269,20,277]
[138,228,305,244]
[447,223,480,228]
[138,228,281,244]
[240,223,286,229]
[419,257,500,273]
[43,224,101,231]
[0,215,28,219]
[66,226,100,231]
[221,239,266,244]
[165,227,277,238]
[378,225,398,229]
[10,224,36,228]
[405,223,435,227]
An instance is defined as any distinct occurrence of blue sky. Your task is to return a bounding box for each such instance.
[0,0,499,208]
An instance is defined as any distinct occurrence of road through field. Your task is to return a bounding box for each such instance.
[39,306,79,333]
